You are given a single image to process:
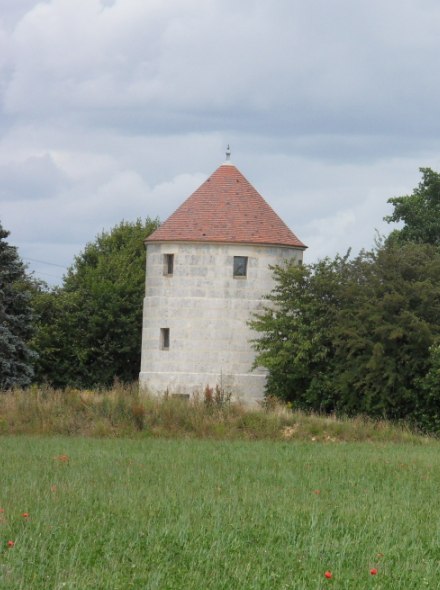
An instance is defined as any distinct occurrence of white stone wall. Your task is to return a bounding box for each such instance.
[139,242,302,404]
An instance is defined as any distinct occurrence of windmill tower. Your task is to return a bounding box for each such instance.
[139,150,306,403]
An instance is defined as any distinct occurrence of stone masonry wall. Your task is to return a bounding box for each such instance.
[139,242,302,404]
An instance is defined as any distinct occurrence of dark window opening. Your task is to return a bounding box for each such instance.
[160,328,170,350]
[233,256,248,277]
[163,253,174,276]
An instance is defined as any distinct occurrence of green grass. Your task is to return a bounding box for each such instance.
[1,436,439,589]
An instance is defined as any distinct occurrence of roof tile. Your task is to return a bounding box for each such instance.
[146,163,306,248]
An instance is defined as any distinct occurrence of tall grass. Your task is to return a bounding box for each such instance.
[0,384,428,443]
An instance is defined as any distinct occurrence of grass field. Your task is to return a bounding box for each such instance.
[1,436,439,589]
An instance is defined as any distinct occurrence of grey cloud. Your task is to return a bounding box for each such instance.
[0,0,39,31]
[2,0,440,141]
[0,153,69,201]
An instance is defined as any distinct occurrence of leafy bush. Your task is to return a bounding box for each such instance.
[250,241,440,430]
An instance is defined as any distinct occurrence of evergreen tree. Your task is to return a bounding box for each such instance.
[0,222,35,389]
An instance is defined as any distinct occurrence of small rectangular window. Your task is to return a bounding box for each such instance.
[163,254,174,276]
[233,256,248,277]
[160,328,170,350]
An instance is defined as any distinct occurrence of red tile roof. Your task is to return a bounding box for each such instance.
[146,163,306,248]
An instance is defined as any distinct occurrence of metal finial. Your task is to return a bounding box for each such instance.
[225,145,231,161]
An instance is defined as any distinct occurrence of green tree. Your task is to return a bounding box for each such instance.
[249,255,349,410]
[32,218,159,388]
[414,344,440,432]
[385,167,440,245]
[0,221,36,389]
[31,287,78,387]
[333,243,440,420]
[251,241,440,426]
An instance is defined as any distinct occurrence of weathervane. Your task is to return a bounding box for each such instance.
[225,145,231,161]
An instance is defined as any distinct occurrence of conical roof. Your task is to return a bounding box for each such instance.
[146,162,306,248]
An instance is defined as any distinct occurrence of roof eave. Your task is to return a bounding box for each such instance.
[144,237,307,249]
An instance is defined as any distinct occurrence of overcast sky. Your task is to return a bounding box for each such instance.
[1,0,440,285]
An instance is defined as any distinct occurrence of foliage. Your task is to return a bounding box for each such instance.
[32,218,159,388]
[414,345,440,432]
[30,287,80,386]
[251,241,440,428]
[249,255,349,410]
[385,167,440,244]
[0,221,36,389]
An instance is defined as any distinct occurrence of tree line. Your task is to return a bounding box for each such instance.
[0,218,159,390]
[250,168,440,431]
[2,169,440,430]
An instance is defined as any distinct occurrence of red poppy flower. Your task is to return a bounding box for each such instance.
[370,568,378,575]
[0,508,4,513]
[22,512,30,518]
[324,571,332,579]
[7,540,15,548]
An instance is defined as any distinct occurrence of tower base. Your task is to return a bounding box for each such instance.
[139,371,266,406]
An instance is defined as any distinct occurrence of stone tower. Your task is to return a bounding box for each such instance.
[139,154,306,403]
